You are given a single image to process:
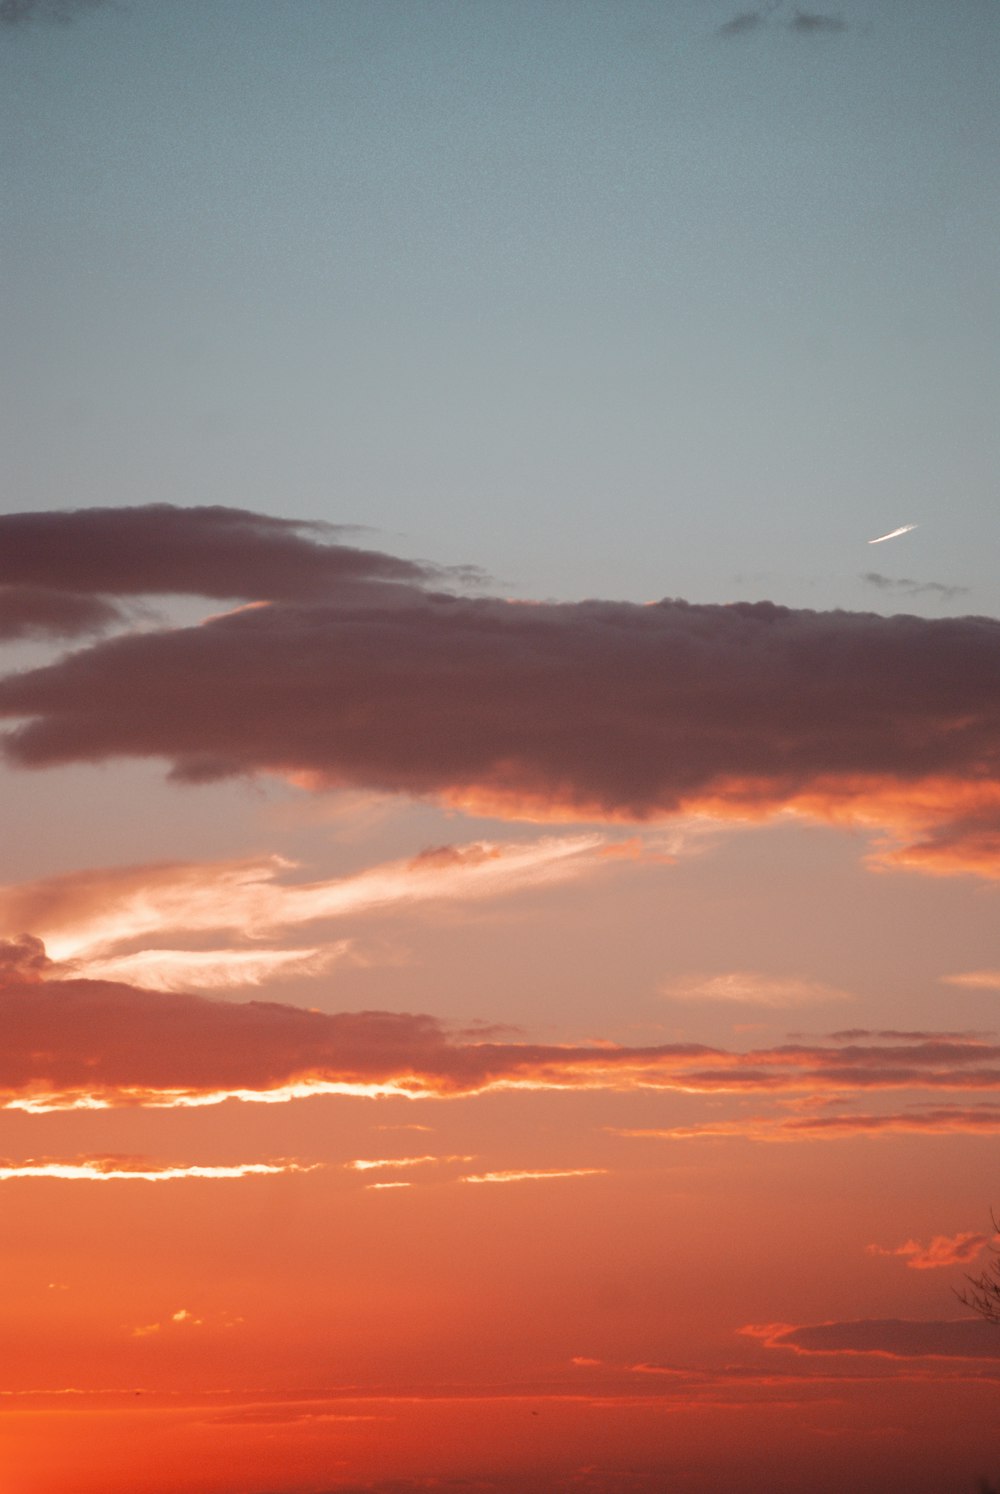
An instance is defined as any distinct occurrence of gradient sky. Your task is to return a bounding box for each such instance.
[3,3,1000,1493]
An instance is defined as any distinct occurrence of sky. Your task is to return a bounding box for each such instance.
[2,2,1000,1492]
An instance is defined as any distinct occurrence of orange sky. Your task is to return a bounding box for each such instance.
[2,513,1000,1493]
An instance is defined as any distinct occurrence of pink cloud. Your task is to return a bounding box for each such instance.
[0,836,605,968]
[866,1233,990,1270]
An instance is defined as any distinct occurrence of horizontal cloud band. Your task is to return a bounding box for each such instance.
[2,506,999,873]
[5,976,1000,1112]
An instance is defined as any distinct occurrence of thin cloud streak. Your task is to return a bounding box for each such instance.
[942,970,1000,991]
[868,524,918,545]
[612,1103,1000,1143]
[660,971,851,1007]
[75,944,350,992]
[0,836,606,965]
[743,1318,1000,1360]
[459,1168,607,1185]
[0,1157,313,1181]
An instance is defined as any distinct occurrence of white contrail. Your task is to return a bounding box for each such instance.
[868,523,918,545]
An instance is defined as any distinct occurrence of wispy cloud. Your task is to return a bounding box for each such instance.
[459,1168,607,1185]
[0,834,606,974]
[786,10,847,33]
[742,1318,1000,1359]
[942,971,1000,991]
[346,1155,472,1172]
[717,11,765,36]
[716,2,848,39]
[862,572,967,603]
[660,971,851,1007]
[614,1103,1000,1144]
[76,944,350,992]
[866,1233,989,1270]
[0,1155,312,1182]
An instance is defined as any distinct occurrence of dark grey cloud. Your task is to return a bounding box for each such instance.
[863,572,969,603]
[0,586,123,642]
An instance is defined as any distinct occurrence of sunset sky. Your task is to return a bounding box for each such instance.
[3,2,1000,1492]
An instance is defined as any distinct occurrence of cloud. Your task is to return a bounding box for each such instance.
[717,11,765,36]
[7,975,1000,1115]
[615,1103,1000,1144]
[862,573,968,603]
[785,9,847,33]
[716,2,847,39]
[0,934,51,985]
[742,1318,1000,1359]
[0,587,124,641]
[784,1105,1000,1136]
[0,1155,310,1182]
[661,971,851,1007]
[0,0,110,24]
[3,522,1000,876]
[866,1233,989,1270]
[0,504,475,605]
[74,944,349,992]
[0,974,723,1111]
[0,834,605,971]
[346,1155,472,1172]
[942,971,1000,991]
[459,1168,607,1185]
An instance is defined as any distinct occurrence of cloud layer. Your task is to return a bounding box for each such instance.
[3,505,999,877]
[744,1318,1000,1360]
[5,972,1000,1115]
[0,504,472,633]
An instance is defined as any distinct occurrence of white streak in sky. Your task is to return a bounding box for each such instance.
[868,524,918,545]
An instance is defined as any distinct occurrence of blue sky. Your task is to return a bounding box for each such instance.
[4,0,999,609]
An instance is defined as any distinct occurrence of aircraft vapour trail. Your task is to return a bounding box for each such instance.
[868,523,918,545]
